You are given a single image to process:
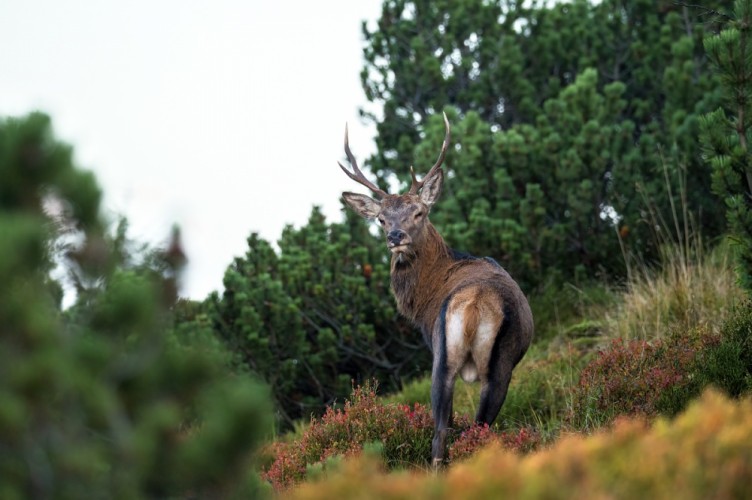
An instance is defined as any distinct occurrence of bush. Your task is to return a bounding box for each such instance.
[714,302,752,395]
[571,332,715,430]
[289,390,752,499]
[448,424,541,463]
[573,302,752,431]
[262,382,434,491]
[263,381,546,491]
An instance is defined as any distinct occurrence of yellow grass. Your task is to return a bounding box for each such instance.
[604,242,743,340]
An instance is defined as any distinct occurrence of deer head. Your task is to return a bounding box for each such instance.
[339,113,451,261]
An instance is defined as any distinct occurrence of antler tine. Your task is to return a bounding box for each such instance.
[408,112,451,194]
[338,123,388,198]
[410,165,419,186]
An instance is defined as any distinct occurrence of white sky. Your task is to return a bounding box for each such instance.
[0,0,384,301]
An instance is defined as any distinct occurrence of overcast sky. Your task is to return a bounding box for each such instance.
[1,0,385,301]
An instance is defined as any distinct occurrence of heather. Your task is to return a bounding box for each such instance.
[289,390,752,500]
[261,382,544,491]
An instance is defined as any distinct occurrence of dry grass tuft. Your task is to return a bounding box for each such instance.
[605,242,742,340]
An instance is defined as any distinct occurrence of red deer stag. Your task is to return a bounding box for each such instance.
[337,113,534,466]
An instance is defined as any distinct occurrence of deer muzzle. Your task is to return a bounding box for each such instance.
[387,229,412,252]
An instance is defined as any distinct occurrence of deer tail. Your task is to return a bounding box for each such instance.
[463,299,481,343]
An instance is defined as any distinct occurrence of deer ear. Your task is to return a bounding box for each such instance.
[342,192,381,219]
[419,168,443,207]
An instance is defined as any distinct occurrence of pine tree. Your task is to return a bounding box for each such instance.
[0,112,273,498]
[700,0,752,290]
[361,0,728,287]
[209,206,431,428]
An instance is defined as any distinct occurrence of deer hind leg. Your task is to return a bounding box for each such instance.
[475,305,517,425]
[476,362,513,425]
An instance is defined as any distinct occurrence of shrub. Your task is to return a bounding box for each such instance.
[289,390,752,499]
[714,302,752,395]
[448,423,497,463]
[573,303,752,431]
[262,382,434,491]
[571,332,716,430]
[449,424,541,463]
[264,381,549,491]
[0,112,275,499]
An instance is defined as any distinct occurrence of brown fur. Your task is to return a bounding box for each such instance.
[389,222,529,348]
[462,299,480,343]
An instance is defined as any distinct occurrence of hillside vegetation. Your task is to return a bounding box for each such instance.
[289,390,752,500]
[261,245,751,493]
[3,0,752,498]
[207,0,752,432]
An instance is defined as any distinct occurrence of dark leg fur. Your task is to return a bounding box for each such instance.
[431,299,454,466]
[476,367,513,424]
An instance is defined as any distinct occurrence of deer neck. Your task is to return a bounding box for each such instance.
[389,223,451,328]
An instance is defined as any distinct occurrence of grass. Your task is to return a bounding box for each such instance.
[604,241,742,340]
[385,340,588,439]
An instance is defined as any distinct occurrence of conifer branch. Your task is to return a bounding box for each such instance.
[673,1,733,21]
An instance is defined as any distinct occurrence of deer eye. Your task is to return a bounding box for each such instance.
[378,217,385,226]
[414,211,424,220]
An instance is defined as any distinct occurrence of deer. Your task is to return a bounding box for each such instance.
[337,112,534,467]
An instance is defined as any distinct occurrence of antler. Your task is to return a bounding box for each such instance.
[338,124,388,198]
[408,112,451,195]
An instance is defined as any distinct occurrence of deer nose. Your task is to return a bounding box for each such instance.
[387,230,406,247]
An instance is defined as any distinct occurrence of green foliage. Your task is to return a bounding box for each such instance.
[209,207,431,428]
[659,303,752,412]
[0,111,101,228]
[361,0,728,288]
[497,344,586,432]
[717,302,752,393]
[0,112,273,498]
[528,281,614,343]
[700,0,752,290]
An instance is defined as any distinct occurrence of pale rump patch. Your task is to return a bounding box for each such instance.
[470,319,500,379]
[445,311,467,375]
[444,288,504,382]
